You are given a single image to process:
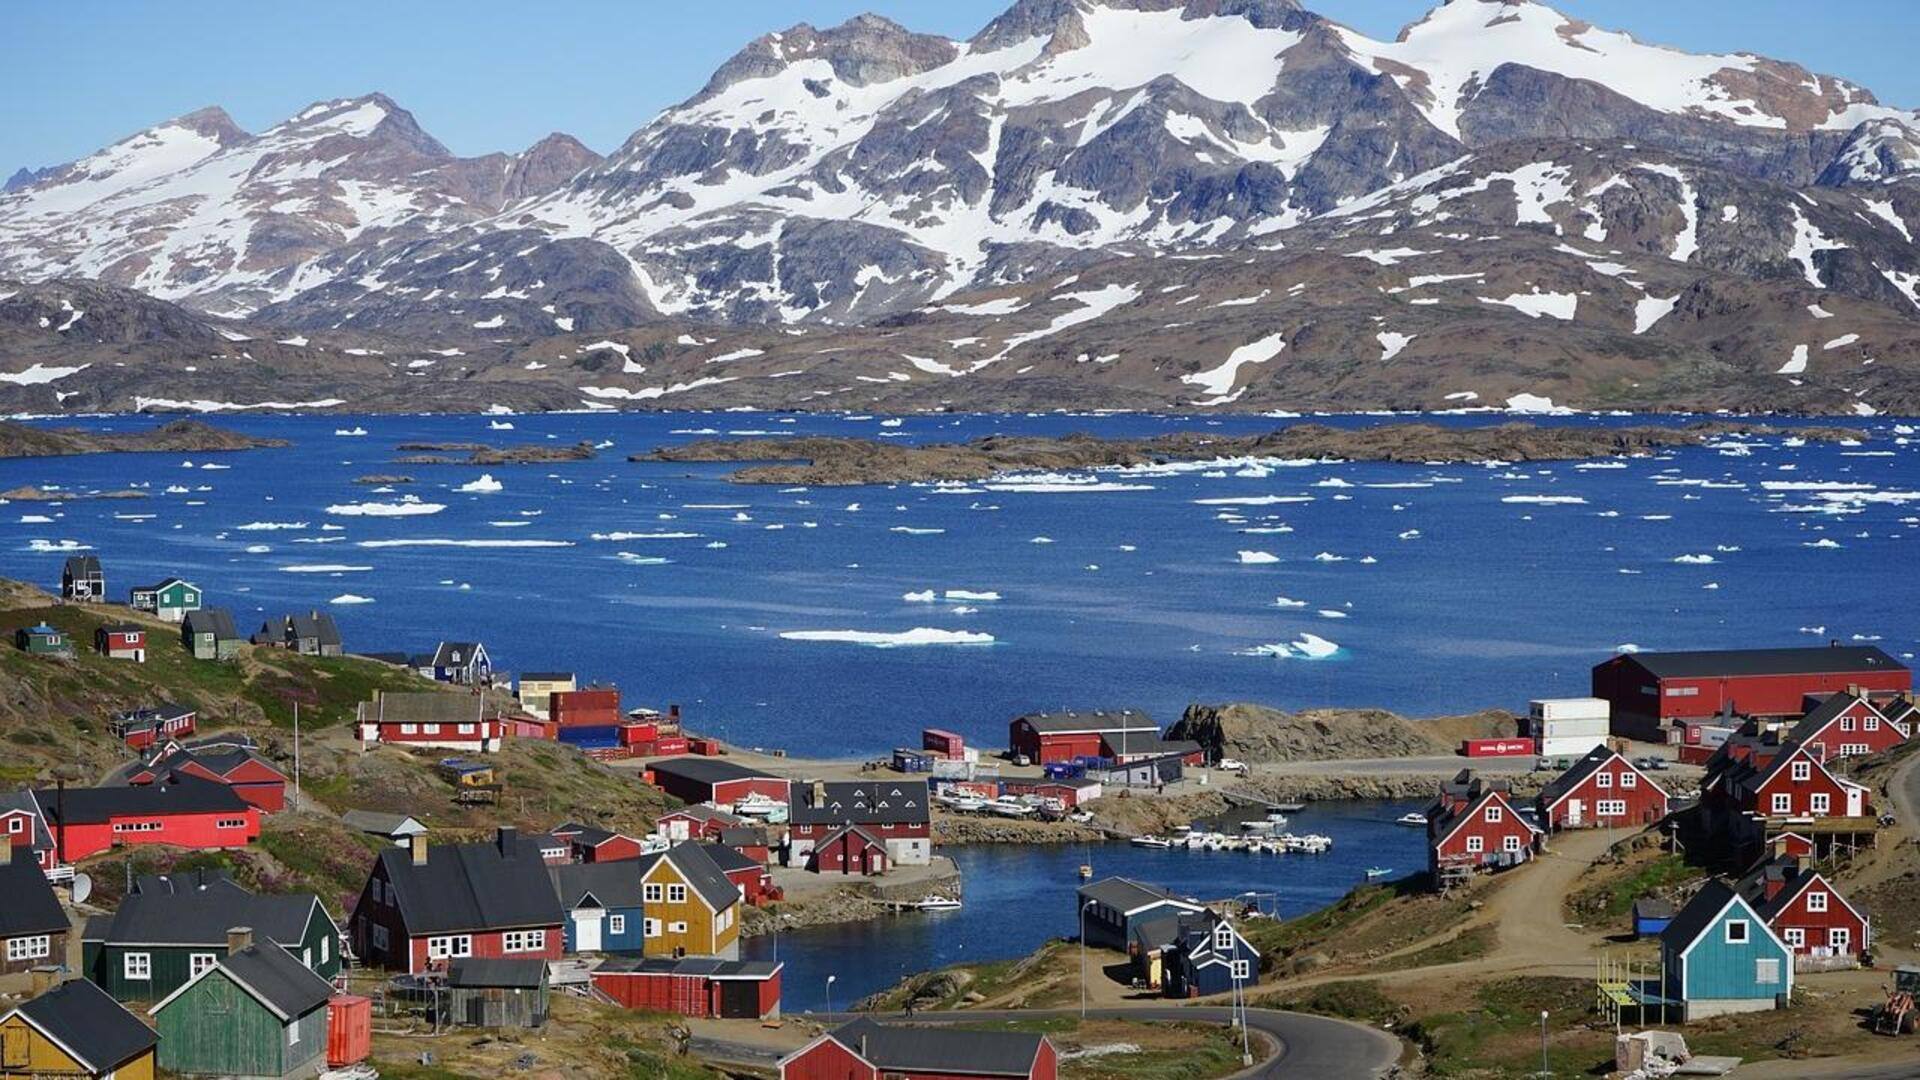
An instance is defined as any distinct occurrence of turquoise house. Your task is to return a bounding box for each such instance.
[1659,880,1793,1020]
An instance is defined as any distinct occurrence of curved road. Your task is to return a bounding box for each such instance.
[694,1006,1402,1080]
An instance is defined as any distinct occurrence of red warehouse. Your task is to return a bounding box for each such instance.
[547,822,644,863]
[1009,709,1157,765]
[550,687,622,729]
[786,780,930,869]
[810,824,889,876]
[1593,646,1909,742]
[1426,772,1540,887]
[1789,690,1910,759]
[35,775,260,863]
[781,1018,1057,1080]
[128,744,289,812]
[648,757,787,809]
[108,704,196,750]
[1738,854,1870,969]
[1535,748,1670,830]
[592,956,781,1020]
[349,828,565,974]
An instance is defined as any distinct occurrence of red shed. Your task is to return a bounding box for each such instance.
[1710,740,1869,821]
[781,1018,1057,1080]
[1738,855,1869,968]
[1789,690,1909,759]
[703,842,776,905]
[548,822,644,863]
[1535,748,1669,830]
[1427,772,1540,886]
[326,994,371,1066]
[95,624,147,662]
[128,744,289,813]
[550,687,622,729]
[1593,646,1910,742]
[1009,710,1157,765]
[592,956,781,1019]
[648,757,787,808]
[811,824,889,876]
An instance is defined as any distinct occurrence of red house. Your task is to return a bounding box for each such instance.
[34,775,260,863]
[108,704,196,750]
[1593,646,1910,742]
[127,743,289,812]
[356,691,504,753]
[1709,740,1870,822]
[1535,748,1669,830]
[1789,690,1909,759]
[1426,772,1540,887]
[548,822,645,863]
[810,824,890,876]
[782,1019,1057,1080]
[1009,710,1157,765]
[656,805,746,843]
[786,780,931,869]
[647,757,787,809]
[592,956,782,1019]
[703,842,777,905]
[0,793,57,873]
[95,624,147,662]
[349,828,565,974]
[1737,854,1870,969]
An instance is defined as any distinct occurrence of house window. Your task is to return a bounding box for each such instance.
[1230,959,1252,981]
[427,935,472,960]
[503,930,545,953]
[216,818,246,829]
[371,880,384,905]
[423,724,440,735]
[1840,716,1857,732]
[1830,927,1851,951]
[1785,928,1805,947]
[321,936,330,964]
[669,921,688,934]
[302,948,312,968]
[1596,772,1612,789]
[1865,716,1881,732]
[1843,744,1869,757]
[1598,800,1627,816]
[400,724,418,735]
[644,919,661,938]
[289,1023,300,1047]
[1724,920,1749,944]
[1772,793,1793,815]
[1664,686,1699,697]
[1503,835,1522,853]
[1466,836,1485,854]
[1620,772,1637,790]
[1214,925,1234,951]
[1755,958,1781,985]
[1791,760,1812,782]
[189,953,216,978]
[125,952,152,980]
[5,936,49,962]
[458,724,475,735]
[609,915,626,935]
[644,883,663,903]
[1485,804,1503,824]
[1807,891,1828,913]
[1811,793,1830,814]
[370,925,389,950]
[6,817,21,834]
[668,884,687,904]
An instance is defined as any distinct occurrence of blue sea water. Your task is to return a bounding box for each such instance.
[2,410,1915,755]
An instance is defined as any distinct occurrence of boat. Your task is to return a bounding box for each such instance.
[915,895,963,911]
[1364,867,1394,880]
[987,798,1035,818]
[942,795,988,813]
[1272,802,1307,813]
[1396,812,1428,827]
[1130,836,1173,849]
[732,793,783,818]
[1079,863,1094,880]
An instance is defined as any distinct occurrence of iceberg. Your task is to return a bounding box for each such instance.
[778,628,995,648]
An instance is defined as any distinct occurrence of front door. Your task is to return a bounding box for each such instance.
[574,910,602,952]
[1847,787,1864,817]
[1566,799,1583,826]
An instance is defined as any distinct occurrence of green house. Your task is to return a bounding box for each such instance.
[181,608,241,661]
[149,934,333,1079]
[82,871,340,1002]
[131,577,203,622]
[14,623,73,658]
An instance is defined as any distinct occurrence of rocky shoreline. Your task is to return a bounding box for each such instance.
[394,440,597,465]
[0,418,286,459]
[632,421,1859,486]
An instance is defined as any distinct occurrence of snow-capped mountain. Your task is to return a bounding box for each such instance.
[2,0,1919,416]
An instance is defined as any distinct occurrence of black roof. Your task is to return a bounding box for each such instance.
[1614,646,1906,680]
[0,791,54,852]
[1789,690,1873,744]
[63,555,102,575]
[699,842,760,874]
[718,826,769,848]
[1078,876,1195,914]
[649,756,777,786]
[787,780,930,826]
[141,744,282,782]
[1101,729,1199,758]
[90,882,326,949]
[35,774,249,824]
[1537,747,1627,808]
[596,955,780,979]
[1659,879,1742,951]
[375,831,563,935]
[549,861,647,910]
[131,867,243,896]
[182,607,239,640]
[1015,709,1157,734]
[431,641,485,667]
[829,1018,1044,1077]
[0,858,67,938]
[205,943,334,1020]
[447,956,548,989]
[286,610,341,646]
[12,979,155,1073]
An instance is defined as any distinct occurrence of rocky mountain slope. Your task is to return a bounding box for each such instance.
[2,0,1918,415]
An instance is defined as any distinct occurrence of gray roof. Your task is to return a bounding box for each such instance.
[829,1018,1045,1077]
[447,956,547,989]
[699,842,761,875]
[1789,690,1874,744]
[1659,879,1742,952]
[431,641,486,668]
[649,756,778,786]
[1015,709,1157,735]
[0,858,66,938]
[10,979,155,1073]
[640,843,740,914]
[0,791,54,853]
[286,610,341,646]
[340,810,426,837]
[549,861,647,910]
[374,832,563,936]
[90,884,327,950]
[1537,746,1623,808]
[206,943,334,1020]
[1078,876,1195,914]
[182,607,239,641]
[787,780,929,827]
[63,555,102,576]
[35,774,249,824]
[140,744,282,782]
[369,691,491,726]
[1100,729,1198,758]
[596,955,780,979]
[1618,646,1905,680]
[131,867,244,897]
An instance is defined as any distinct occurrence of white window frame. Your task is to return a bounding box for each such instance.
[1791,760,1812,782]
[189,952,217,978]
[669,921,688,934]
[1230,959,1251,981]
[1807,891,1829,913]
[1865,716,1880,732]
[1596,772,1613,789]
[502,929,545,954]
[1503,835,1522,853]
[321,936,330,964]
[609,914,626,936]
[125,952,152,980]
[1213,925,1234,951]
[1466,835,1485,854]
[422,724,440,735]
[1772,793,1793,815]
[1620,772,1638,790]
[400,723,418,736]
[1829,927,1851,951]
[6,816,22,835]
[5,935,49,962]
[1811,793,1831,815]
[1724,919,1749,945]
[643,883,663,903]
[667,883,688,904]
[644,918,661,938]
[289,1023,300,1047]
[1784,927,1806,948]
[1598,800,1627,816]
[1840,715,1857,732]
[1756,958,1781,985]
[427,935,472,960]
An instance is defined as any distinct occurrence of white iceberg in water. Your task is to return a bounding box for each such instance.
[903,590,937,602]
[1673,554,1716,564]
[326,496,445,517]
[457,474,504,494]
[1238,550,1280,564]
[778,628,995,648]
[1240,633,1342,660]
[329,594,375,605]
[1273,596,1307,609]
[944,590,1001,601]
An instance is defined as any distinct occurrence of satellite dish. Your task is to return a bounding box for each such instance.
[70,873,92,905]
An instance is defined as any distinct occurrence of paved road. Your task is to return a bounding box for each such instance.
[697,1007,1402,1080]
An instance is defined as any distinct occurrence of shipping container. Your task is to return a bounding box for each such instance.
[1462,738,1535,757]
[653,736,689,755]
[892,749,934,773]
[1529,697,1610,722]
[688,737,721,756]
[619,722,659,745]
[558,725,621,749]
[1538,733,1608,758]
[922,728,966,758]
[327,995,371,1066]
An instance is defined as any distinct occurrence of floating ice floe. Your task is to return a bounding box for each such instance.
[903,590,937,602]
[592,531,701,541]
[890,526,945,535]
[944,590,1001,601]
[333,427,368,437]
[615,553,671,565]
[329,594,374,605]
[244,544,271,554]
[325,496,445,517]
[778,628,995,648]
[1273,597,1307,609]
[1194,495,1313,506]
[26,539,92,552]
[280,564,373,573]
[1030,536,1055,544]
[1240,633,1342,660]
[456,474,504,494]
[1237,551,1280,564]
[1313,552,1346,562]
[1502,495,1587,505]
[354,539,574,549]
[1673,554,1716,564]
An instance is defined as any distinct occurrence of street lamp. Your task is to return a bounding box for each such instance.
[1539,1009,1550,1078]
[826,974,837,1018]
[1079,899,1097,1021]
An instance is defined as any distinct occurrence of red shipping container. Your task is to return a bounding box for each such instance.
[653,736,689,755]
[1462,738,1534,758]
[327,994,371,1066]
[688,737,720,756]
[620,722,659,745]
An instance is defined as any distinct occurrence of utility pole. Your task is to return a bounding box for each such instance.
[1539,1009,1550,1078]
[293,701,301,808]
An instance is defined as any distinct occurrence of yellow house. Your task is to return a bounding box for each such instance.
[638,843,741,960]
[515,672,575,719]
[1,978,157,1080]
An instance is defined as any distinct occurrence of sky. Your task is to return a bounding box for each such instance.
[5,1,1918,174]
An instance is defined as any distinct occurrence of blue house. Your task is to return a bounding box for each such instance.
[1633,898,1676,939]
[1077,877,1204,951]
[1659,880,1794,1020]
[549,861,646,954]
[1160,912,1260,999]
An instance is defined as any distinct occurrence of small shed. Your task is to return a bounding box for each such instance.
[149,932,333,1079]
[892,748,934,773]
[1634,898,1677,939]
[14,623,73,658]
[445,957,549,1029]
[182,608,241,661]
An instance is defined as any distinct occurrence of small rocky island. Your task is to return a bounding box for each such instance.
[395,440,597,465]
[632,421,1859,485]
[0,418,288,459]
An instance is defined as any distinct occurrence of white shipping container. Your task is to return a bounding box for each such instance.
[1530,697,1611,722]
[1540,733,1609,758]
[1540,716,1612,737]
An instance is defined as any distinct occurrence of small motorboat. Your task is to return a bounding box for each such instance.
[1130,835,1173,849]
[1396,812,1428,827]
[987,798,1035,818]
[915,895,963,911]
[1079,863,1094,880]
[1364,867,1394,880]
[1272,802,1307,813]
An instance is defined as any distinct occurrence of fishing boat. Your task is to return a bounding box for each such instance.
[1130,835,1172,849]
[1272,802,1307,813]
[915,895,963,911]
[1364,866,1393,880]
[1395,812,1428,827]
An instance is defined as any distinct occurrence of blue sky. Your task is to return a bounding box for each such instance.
[5,1,1916,173]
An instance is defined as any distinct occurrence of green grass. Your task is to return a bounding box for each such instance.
[1060,1022,1243,1080]
[1375,924,1497,972]
[1260,980,1399,1025]
[1566,851,1700,924]
[1407,977,1605,1078]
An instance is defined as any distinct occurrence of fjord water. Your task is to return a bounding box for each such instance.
[4,411,1914,754]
